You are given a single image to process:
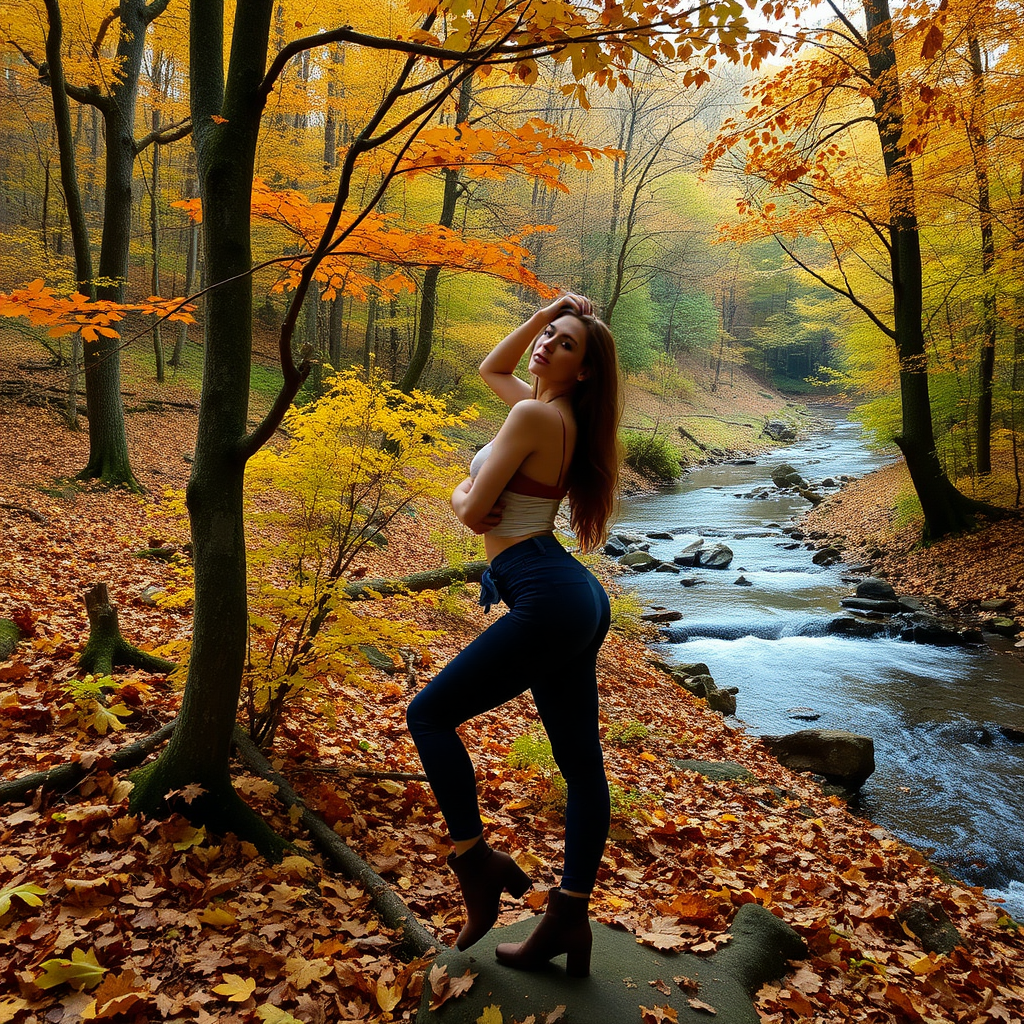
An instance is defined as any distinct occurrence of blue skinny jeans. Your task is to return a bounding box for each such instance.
[406,534,612,893]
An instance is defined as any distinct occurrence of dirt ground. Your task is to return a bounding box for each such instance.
[2,337,1023,1022]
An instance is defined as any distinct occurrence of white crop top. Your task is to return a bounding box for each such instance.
[468,421,569,538]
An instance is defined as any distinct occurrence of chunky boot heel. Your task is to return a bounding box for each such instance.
[495,887,592,977]
[449,840,532,950]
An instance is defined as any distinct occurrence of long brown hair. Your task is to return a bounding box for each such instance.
[565,314,622,551]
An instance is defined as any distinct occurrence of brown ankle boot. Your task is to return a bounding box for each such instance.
[448,840,532,950]
[494,887,592,977]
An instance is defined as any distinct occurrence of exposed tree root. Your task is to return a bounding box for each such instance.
[0,502,49,524]
[79,583,177,676]
[0,719,177,804]
[232,726,439,959]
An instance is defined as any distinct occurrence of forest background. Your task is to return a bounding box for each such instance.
[0,0,1023,1021]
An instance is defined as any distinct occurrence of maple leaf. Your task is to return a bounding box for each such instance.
[81,700,132,734]
[428,964,477,1010]
[0,997,29,1024]
[35,947,107,991]
[256,1006,303,1024]
[477,1006,503,1024]
[688,998,717,1014]
[167,783,207,804]
[81,970,149,1020]
[284,955,331,990]
[640,1005,678,1023]
[213,974,256,1002]
[0,881,46,915]
[376,978,404,1013]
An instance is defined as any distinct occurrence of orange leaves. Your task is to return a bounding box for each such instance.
[427,963,477,1010]
[396,119,621,193]
[248,179,555,299]
[0,280,195,343]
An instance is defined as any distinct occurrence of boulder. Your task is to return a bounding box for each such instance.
[140,585,165,607]
[679,578,703,587]
[654,562,681,573]
[620,551,659,572]
[799,488,823,505]
[734,575,754,587]
[417,902,806,1024]
[700,543,734,569]
[604,536,629,558]
[980,598,1013,612]
[764,420,798,442]
[897,613,972,647]
[674,540,705,566]
[812,547,842,566]
[999,726,1024,744]
[641,609,683,623]
[760,729,876,790]
[770,463,805,488]
[675,673,716,698]
[626,541,651,553]
[614,531,647,545]
[989,617,1021,637]
[825,616,887,639]
[896,900,963,955]
[676,662,711,677]
[647,530,675,540]
[840,597,901,613]
[855,577,896,601]
[706,688,738,715]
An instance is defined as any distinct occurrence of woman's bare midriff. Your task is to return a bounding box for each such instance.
[484,530,555,561]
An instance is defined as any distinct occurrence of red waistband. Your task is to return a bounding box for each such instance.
[505,469,568,500]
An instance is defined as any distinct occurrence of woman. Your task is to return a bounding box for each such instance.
[406,293,621,978]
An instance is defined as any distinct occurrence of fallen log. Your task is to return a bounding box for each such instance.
[0,502,50,525]
[0,719,177,804]
[343,560,488,600]
[231,726,438,959]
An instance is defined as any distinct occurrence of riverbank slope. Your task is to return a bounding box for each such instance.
[801,455,1024,650]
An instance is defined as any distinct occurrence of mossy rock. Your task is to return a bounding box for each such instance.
[418,902,805,1023]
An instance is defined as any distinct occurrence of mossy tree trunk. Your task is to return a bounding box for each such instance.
[79,583,176,676]
[862,0,987,540]
[128,0,286,855]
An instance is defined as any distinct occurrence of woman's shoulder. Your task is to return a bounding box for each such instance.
[505,398,562,428]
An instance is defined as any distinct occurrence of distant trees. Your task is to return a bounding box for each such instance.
[706,0,1020,537]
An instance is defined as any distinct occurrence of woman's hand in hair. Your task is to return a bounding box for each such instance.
[542,292,593,321]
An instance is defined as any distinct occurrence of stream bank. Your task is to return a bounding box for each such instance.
[608,410,1024,919]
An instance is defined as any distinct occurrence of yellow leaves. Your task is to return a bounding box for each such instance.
[477,1005,503,1024]
[376,977,404,1013]
[80,700,132,735]
[284,955,331,990]
[256,1006,304,1024]
[198,904,238,928]
[213,973,257,1002]
[0,881,46,915]
[35,947,107,991]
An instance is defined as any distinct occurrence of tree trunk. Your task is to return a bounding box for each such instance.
[150,101,165,384]
[862,0,979,540]
[129,0,284,857]
[399,74,472,394]
[77,0,167,489]
[172,154,199,370]
[43,0,94,433]
[968,29,996,475]
[79,583,177,676]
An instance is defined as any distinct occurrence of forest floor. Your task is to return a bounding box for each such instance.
[1,335,1023,1023]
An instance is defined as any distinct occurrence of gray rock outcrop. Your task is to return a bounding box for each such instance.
[417,902,807,1024]
[760,729,875,791]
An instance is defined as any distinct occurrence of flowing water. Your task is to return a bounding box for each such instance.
[615,411,1024,917]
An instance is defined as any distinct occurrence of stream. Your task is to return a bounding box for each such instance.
[614,410,1024,918]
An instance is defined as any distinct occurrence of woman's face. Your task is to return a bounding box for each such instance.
[529,315,589,385]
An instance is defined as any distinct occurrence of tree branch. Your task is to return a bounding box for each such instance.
[135,118,193,154]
